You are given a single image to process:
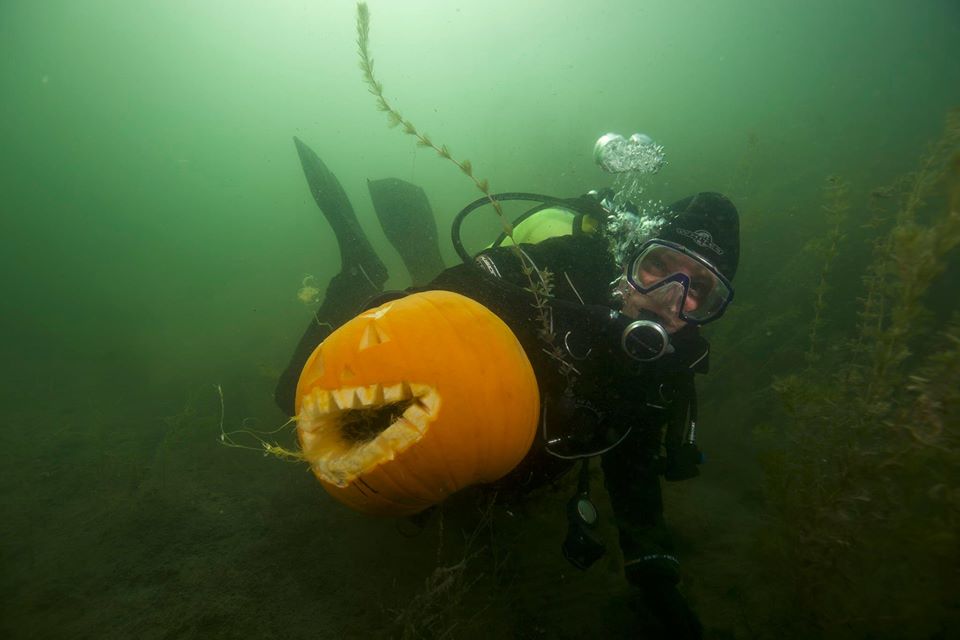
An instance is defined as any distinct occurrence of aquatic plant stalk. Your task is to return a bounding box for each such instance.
[355,2,574,378]
[805,175,849,365]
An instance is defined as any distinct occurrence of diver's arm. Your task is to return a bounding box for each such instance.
[662,375,702,481]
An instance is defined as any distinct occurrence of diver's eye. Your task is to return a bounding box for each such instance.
[689,278,713,301]
[646,255,669,276]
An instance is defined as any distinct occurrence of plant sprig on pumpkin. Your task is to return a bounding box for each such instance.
[355,2,567,374]
[216,383,305,460]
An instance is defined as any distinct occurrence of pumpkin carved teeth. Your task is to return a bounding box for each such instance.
[297,382,440,487]
[331,388,357,410]
[356,384,384,406]
[382,382,412,403]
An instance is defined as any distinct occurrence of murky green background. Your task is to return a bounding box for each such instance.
[2,1,958,638]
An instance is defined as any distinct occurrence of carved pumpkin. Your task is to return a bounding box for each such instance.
[295,290,539,516]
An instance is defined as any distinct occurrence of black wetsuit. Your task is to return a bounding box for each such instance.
[275,232,710,592]
[420,234,710,584]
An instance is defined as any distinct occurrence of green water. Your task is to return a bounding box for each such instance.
[2,1,958,638]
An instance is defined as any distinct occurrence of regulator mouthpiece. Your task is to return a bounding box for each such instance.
[621,317,672,362]
[593,132,666,175]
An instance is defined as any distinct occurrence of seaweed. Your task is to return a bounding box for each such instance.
[725,131,760,201]
[354,2,575,382]
[390,496,499,639]
[757,109,960,636]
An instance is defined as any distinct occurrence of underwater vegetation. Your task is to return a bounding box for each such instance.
[355,3,494,203]
[389,501,495,640]
[758,109,960,637]
[354,2,575,381]
[725,131,761,203]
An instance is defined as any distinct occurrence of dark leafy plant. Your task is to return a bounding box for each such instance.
[759,109,960,637]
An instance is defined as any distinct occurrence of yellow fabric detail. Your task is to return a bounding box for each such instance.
[494,207,598,247]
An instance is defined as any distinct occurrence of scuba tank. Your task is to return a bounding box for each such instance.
[450,132,663,263]
[450,191,608,265]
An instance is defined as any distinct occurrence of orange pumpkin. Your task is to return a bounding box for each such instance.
[294,290,539,516]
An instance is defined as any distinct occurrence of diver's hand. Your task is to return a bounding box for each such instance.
[663,442,703,481]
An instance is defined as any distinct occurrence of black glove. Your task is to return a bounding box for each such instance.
[663,442,703,481]
[627,560,703,640]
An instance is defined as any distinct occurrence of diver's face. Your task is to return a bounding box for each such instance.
[619,248,715,333]
[620,279,692,334]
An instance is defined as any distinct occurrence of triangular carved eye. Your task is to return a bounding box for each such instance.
[358,318,390,349]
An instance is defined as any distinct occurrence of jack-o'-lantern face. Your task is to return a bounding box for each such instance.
[295,290,539,516]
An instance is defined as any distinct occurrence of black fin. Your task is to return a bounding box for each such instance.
[293,136,387,288]
[276,139,391,414]
[367,177,445,285]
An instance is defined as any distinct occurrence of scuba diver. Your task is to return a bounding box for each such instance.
[275,133,739,640]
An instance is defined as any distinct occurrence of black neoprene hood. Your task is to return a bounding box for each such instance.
[658,192,740,281]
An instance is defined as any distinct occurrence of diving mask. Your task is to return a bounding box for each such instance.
[625,240,734,325]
